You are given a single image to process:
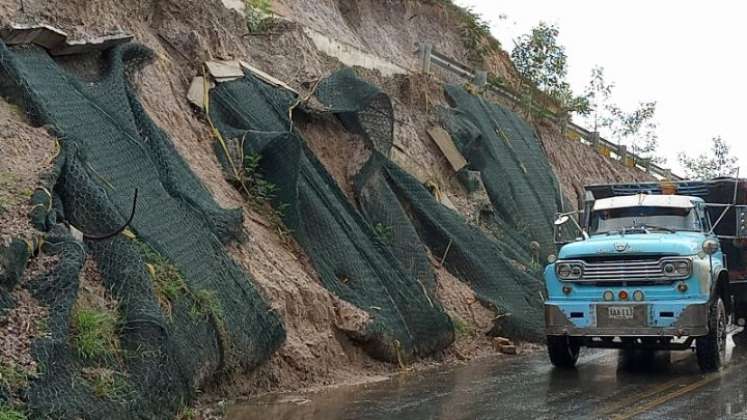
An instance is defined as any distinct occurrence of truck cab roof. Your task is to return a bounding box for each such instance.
[593,194,703,211]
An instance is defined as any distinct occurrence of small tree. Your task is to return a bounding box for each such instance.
[583,66,615,133]
[511,22,588,118]
[678,136,739,180]
[609,101,661,163]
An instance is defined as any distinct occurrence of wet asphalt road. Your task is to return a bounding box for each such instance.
[226,335,747,420]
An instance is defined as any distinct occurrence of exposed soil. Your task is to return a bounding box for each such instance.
[536,122,656,210]
[0,0,665,416]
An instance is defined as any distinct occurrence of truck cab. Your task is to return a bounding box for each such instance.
[545,188,732,372]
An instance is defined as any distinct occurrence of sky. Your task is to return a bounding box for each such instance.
[455,0,746,176]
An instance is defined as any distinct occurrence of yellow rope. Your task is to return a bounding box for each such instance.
[203,66,243,185]
[48,138,61,164]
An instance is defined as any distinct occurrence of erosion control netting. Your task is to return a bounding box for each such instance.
[441,85,561,258]
[0,42,284,419]
[313,71,545,340]
[208,69,454,362]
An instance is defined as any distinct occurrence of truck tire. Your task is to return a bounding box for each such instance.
[696,297,727,372]
[547,335,580,368]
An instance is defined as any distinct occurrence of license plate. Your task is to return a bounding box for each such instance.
[607,306,634,320]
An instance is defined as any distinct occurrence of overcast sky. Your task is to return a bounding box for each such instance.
[456,0,745,176]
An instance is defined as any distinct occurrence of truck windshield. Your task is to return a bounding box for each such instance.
[589,206,702,235]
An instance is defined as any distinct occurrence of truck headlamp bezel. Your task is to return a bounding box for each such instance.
[556,261,584,280]
[661,258,691,278]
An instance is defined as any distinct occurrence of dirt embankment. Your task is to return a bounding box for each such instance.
[0,0,660,413]
[536,122,656,209]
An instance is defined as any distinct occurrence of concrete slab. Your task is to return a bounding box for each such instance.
[0,23,67,49]
[427,126,467,172]
[205,60,244,81]
[187,76,214,109]
[239,60,298,94]
[51,33,133,56]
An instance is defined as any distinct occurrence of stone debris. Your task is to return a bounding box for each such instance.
[187,76,214,110]
[51,33,133,56]
[205,60,244,82]
[427,126,467,172]
[0,23,132,56]
[494,337,518,355]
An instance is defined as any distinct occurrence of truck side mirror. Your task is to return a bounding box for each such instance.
[554,211,585,246]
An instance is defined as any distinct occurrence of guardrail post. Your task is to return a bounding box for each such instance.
[473,70,487,87]
[590,131,600,148]
[421,42,432,74]
[619,145,628,163]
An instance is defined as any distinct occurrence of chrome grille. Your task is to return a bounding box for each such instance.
[569,257,689,283]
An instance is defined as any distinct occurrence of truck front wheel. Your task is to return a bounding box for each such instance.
[547,335,580,368]
[696,297,727,372]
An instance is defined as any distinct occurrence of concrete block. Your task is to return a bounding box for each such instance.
[187,76,214,109]
[51,33,133,56]
[427,126,467,172]
[239,60,298,94]
[205,60,244,81]
[0,23,67,49]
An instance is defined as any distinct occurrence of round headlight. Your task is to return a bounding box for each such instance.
[663,263,676,275]
[557,263,571,278]
[675,261,690,276]
[703,239,720,255]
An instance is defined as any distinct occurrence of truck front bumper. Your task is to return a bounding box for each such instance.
[545,302,709,337]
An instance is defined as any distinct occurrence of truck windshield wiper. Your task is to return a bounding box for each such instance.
[640,224,676,233]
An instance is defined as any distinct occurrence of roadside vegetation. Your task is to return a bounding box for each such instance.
[678,136,739,179]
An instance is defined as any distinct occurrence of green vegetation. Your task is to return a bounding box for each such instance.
[434,1,501,63]
[132,238,188,318]
[175,407,196,420]
[449,312,474,338]
[0,362,31,392]
[0,405,27,420]
[582,67,661,163]
[190,289,224,323]
[242,153,279,206]
[373,223,394,245]
[245,0,277,33]
[678,136,739,180]
[81,368,131,401]
[71,306,120,361]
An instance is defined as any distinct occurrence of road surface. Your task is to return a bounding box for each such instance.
[226,335,747,419]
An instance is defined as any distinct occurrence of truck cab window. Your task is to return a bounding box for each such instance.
[589,206,700,235]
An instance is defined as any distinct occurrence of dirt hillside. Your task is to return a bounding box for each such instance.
[0,0,660,416]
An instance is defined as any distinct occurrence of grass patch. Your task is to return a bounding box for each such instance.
[81,368,131,401]
[245,0,277,33]
[449,312,475,338]
[131,237,187,319]
[71,306,120,361]
[373,223,394,245]
[433,0,501,63]
[190,290,224,322]
[0,405,27,420]
[0,362,32,393]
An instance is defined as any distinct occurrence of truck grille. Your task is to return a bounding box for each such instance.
[574,257,688,283]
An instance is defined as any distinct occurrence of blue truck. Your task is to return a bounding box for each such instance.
[545,180,747,371]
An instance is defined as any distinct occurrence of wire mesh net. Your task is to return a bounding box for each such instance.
[0,42,284,419]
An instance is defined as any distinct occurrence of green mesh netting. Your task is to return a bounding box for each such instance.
[208,70,454,362]
[0,42,284,419]
[313,72,546,340]
[441,85,561,257]
[355,156,545,340]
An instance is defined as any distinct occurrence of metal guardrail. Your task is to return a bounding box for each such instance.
[417,43,680,181]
